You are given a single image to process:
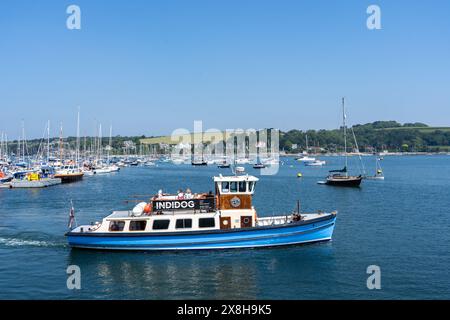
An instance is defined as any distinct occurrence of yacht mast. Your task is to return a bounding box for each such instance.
[21,120,25,163]
[305,133,309,154]
[76,107,80,166]
[59,122,64,164]
[47,120,50,163]
[342,97,348,177]
[108,125,112,164]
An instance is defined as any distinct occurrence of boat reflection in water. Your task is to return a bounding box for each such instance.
[67,242,336,299]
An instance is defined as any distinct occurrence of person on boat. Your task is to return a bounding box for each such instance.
[184,188,193,199]
[157,189,163,198]
[110,222,120,231]
[177,189,184,199]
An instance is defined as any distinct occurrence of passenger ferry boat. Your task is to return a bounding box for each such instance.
[66,172,337,251]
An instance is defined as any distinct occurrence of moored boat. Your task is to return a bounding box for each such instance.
[55,165,84,183]
[324,168,362,187]
[296,156,316,163]
[66,173,337,251]
[305,160,326,166]
[7,167,61,188]
[320,98,363,188]
[364,157,385,180]
[217,162,231,168]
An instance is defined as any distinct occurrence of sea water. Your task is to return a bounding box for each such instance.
[0,156,449,299]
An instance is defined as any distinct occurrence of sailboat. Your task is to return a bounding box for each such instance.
[252,155,266,169]
[191,133,207,166]
[321,98,362,187]
[253,138,266,169]
[365,157,385,180]
[54,118,84,183]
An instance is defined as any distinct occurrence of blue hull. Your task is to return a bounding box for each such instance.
[67,215,336,251]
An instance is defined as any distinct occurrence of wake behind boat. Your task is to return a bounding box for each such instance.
[66,172,337,251]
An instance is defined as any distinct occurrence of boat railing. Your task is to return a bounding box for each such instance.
[256,215,292,226]
[128,208,214,218]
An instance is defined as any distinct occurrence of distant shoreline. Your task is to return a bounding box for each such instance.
[281,152,450,157]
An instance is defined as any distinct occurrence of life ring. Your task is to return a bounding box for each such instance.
[143,203,152,214]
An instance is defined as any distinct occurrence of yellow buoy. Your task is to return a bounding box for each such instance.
[297,173,303,178]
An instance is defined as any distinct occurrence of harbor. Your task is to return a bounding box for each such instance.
[1,155,450,299]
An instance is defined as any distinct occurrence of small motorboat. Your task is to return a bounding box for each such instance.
[93,165,120,174]
[235,158,251,165]
[252,163,266,169]
[253,155,266,169]
[217,162,231,169]
[296,156,316,163]
[305,160,326,167]
[0,171,12,183]
[191,160,207,166]
[66,173,337,251]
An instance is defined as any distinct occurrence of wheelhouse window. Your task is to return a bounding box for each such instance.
[152,219,170,230]
[239,181,246,192]
[176,219,192,229]
[199,217,215,228]
[248,181,255,192]
[221,182,229,193]
[129,220,147,231]
[109,220,125,232]
[230,182,237,192]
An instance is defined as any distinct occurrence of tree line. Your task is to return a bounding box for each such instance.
[280,121,450,153]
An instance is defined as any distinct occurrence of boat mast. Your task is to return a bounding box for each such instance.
[21,120,25,164]
[59,122,64,165]
[98,123,102,163]
[351,126,366,176]
[17,131,20,163]
[76,107,80,167]
[47,120,50,163]
[305,133,309,154]
[0,132,3,160]
[342,97,348,177]
[108,125,112,164]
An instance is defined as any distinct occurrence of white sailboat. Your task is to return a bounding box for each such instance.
[365,157,385,180]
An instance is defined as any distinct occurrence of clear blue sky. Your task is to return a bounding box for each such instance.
[1,0,450,139]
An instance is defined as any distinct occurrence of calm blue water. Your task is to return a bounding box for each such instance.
[1,156,449,299]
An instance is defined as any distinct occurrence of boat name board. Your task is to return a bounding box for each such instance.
[153,198,215,211]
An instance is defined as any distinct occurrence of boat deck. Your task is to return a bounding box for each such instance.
[106,209,211,219]
[105,210,333,221]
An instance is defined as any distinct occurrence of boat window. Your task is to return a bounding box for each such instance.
[109,220,125,232]
[199,217,215,228]
[230,182,237,193]
[239,181,246,192]
[248,181,255,192]
[175,219,192,229]
[152,219,170,230]
[221,182,229,193]
[129,220,147,231]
